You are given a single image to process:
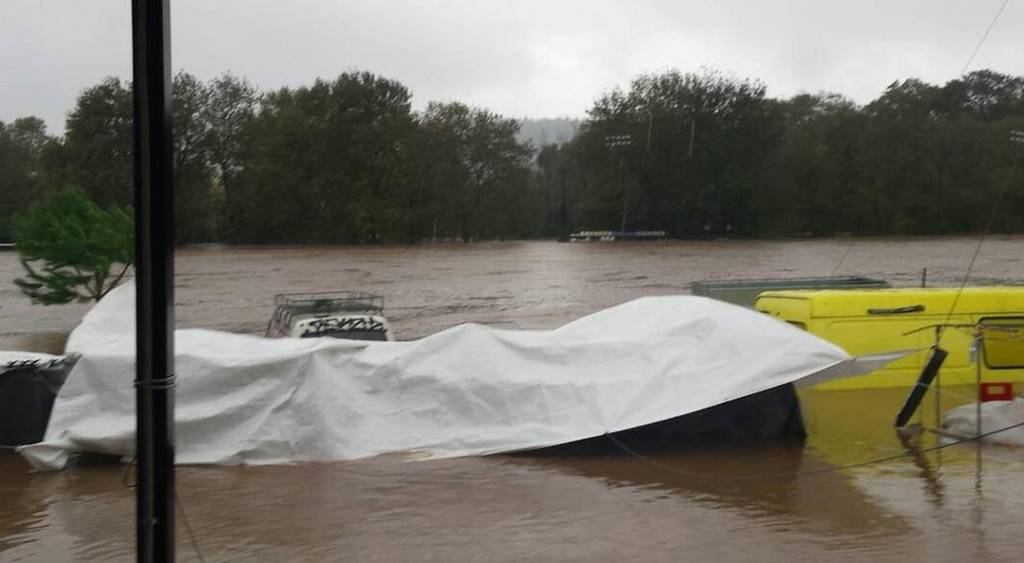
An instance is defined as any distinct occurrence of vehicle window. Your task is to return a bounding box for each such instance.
[981,317,1024,369]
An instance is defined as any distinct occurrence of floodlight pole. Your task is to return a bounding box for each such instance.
[617,152,627,233]
[605,134,632,235]
[132,1,176,562]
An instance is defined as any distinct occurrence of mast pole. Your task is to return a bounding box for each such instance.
[132,0,176,561]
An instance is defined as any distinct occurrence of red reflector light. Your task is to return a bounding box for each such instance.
[979,382,1014,402]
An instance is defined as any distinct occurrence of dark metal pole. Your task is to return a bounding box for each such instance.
[618,152,627,234]
[132,1,175,562]
[894,346,948,427]
[557,163,569,242]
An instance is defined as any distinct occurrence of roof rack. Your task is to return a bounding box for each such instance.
[272,291,384,315]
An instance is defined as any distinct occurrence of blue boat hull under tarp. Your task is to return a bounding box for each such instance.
[529,383,804,455]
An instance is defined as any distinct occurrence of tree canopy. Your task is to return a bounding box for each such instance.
[553,69,1024,238]
[2,68,1024,244]
[0,117,57,241]
[12,187,133,304]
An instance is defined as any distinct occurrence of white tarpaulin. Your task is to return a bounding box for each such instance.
[943,399,1024,446]
[20,283,898,470]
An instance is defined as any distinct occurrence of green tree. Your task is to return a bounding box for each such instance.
[202,73,260,240]
[56,74,225,243]
[534,143,578,240]
[571,69,777,236]
[12,187,133,304]
[756,93,867,236]
[10,66,1024,244]
[235,72,417,243]
[172,71,217,243]
[59,78,135,207]
[0,117,56,240]
[938,70,1024,121]
[418,102,533,241]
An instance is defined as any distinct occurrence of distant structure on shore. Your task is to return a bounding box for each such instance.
[569,230,666,242]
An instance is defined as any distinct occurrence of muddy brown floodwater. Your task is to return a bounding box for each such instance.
[2,238,1024,562]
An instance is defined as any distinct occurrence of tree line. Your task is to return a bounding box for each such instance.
[3,68,1024,244]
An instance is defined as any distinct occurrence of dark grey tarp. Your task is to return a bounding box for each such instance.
[528,383,805,456]
[1,358,73,446]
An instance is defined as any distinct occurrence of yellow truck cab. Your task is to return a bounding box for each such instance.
[755,288,1024,390]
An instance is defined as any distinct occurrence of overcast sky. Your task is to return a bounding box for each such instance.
[2,0,1021,134]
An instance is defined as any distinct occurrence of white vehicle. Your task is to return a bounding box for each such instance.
[265,292,393,341]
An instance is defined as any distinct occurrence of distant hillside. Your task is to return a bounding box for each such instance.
[516,117,581,148]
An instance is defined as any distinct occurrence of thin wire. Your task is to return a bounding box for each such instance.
[118,456,205,562]
[830,241,855,275]
[827,0,1007,283]
[941,0,1016,322]
[959,0,1010,76]
[604,418,1024,482]
[941,186,1008,329]
[177,491,208,563]
[928,0,1010,328]
[934,8,1024,460]
[133,375,178,390]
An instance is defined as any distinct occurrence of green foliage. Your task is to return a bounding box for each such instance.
[568,69,776,235]
[51,73,259,244]
[233,72,419,243]
[58,78,135,208]
[11,187,133,305]
[3,68,1023,246]
[418,102,534,241]
[0,118,56,241]
[553,68,1024,237]
[172,72,217,243]
[202,73,260,241]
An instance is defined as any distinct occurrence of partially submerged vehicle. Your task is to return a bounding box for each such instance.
[691,276,890,309]
[756,287,1024,390]
[266,291,392,341]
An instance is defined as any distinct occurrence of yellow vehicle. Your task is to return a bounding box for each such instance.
[755,288,1024,390]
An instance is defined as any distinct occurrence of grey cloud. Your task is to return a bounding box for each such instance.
[2,0,1021,134]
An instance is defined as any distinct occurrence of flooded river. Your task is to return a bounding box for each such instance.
[2,238,1024,561]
